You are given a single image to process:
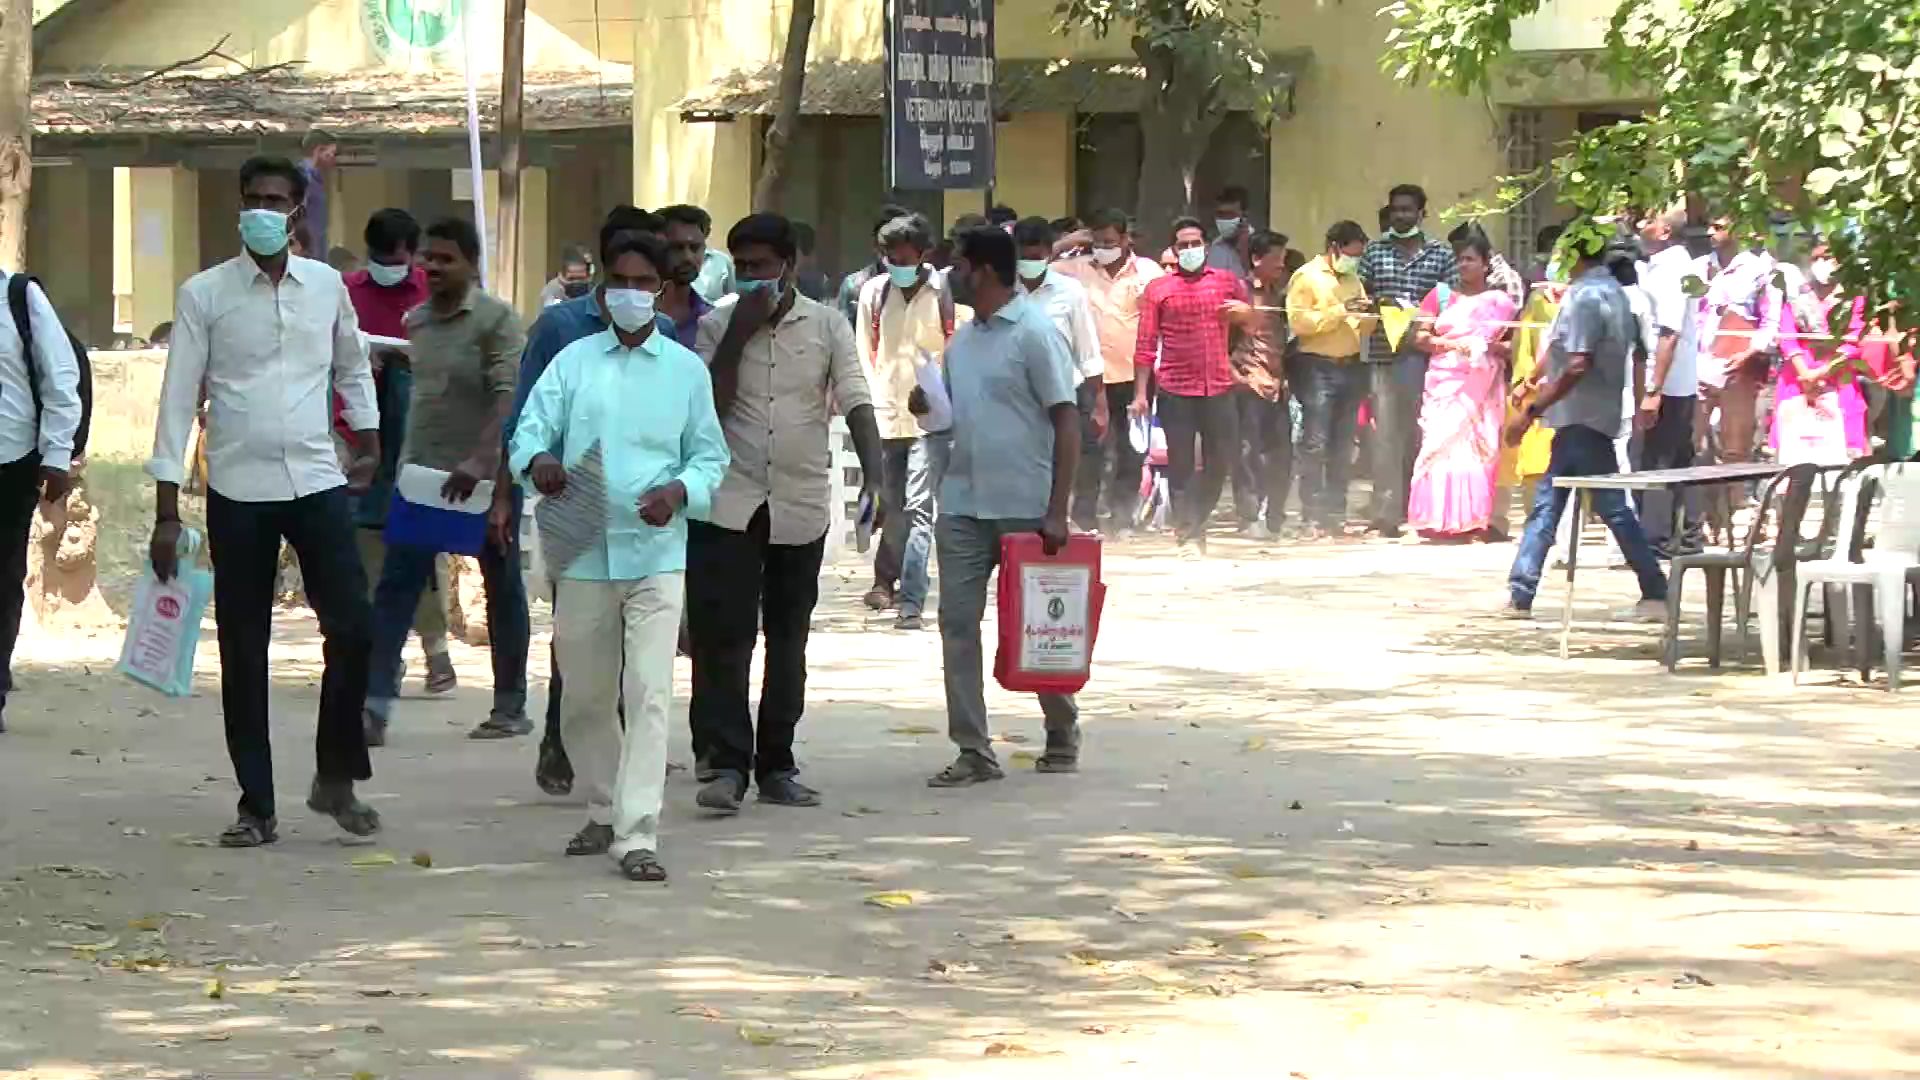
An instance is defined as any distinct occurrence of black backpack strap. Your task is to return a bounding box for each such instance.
[7,273,41,417]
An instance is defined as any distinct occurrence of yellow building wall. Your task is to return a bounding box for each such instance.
[128,167,200,335]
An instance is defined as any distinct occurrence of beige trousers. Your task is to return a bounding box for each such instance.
[555,574,684,860]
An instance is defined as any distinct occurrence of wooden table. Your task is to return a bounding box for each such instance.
[1552,463,1785,659]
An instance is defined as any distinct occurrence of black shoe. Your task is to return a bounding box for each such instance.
[363,708,387,748]
[757,772,821,807]
[696,774,747,815]
[535,739,574,796]
[470,712,534,740]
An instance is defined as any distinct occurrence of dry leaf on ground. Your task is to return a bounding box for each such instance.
[350,852,398,868]
[865,891,915,909]
[887,724,939,735]
[674,1003,723,1020]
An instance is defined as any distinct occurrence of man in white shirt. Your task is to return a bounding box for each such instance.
[0,275,83,734]
[147,156,383,849]
[1694,215,1780,465]
[1635,207,1704,553]
[1013,219,1105,526]
[855,212,954,629]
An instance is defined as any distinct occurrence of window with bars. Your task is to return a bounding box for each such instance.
[1506,108,1546,263]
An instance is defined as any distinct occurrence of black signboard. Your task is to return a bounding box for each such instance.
[885,0,995,190]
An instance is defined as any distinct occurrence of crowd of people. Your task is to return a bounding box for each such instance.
[0,148,1913,884]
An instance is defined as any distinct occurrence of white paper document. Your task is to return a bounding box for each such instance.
[913,349,952,433]
[365,333,412,355]
[395,464,493,512]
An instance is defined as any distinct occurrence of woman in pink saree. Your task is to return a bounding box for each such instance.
[1772,243,1870,463]
[1409,232,1518,538]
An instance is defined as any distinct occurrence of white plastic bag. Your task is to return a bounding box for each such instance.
[116,527,214,697]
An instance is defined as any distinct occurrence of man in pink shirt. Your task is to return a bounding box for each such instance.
[1131,217,1251,550]
[1055,208,1162,536]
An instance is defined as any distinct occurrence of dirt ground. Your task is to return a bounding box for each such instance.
[1,534,1916,1080]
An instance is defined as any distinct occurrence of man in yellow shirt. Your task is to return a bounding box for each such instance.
[1285,220,1376,539]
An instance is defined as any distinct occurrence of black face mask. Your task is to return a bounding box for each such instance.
[562,280,591,299]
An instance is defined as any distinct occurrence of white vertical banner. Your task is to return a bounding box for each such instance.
[461,0,491,287]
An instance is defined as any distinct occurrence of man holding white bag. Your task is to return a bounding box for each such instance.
[148,156,382,848]
[362,218,530,747]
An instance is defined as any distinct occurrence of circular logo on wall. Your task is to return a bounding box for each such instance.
[364,0,464,61]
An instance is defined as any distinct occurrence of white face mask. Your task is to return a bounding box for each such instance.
[1016,258,1049,281]
[604,288,656,332]
[1176,247,1207,273]
[366,260,410,288]
[1092,245,1124,267]
[1809,258,1837,286]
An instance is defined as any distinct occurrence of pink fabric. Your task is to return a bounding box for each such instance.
[1408,287,1517,536]
[1773,291,1868,454]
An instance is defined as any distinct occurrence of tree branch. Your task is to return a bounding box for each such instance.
[63,35,305,90]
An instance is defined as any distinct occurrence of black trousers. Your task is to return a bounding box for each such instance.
[207,487,372,821]
[1072,380,1143,531]
[1232,388,1294,529]
[1637,394,1699,545]
[0,452,41,696]
[1157,390,1239,541]
[686,504,825,783]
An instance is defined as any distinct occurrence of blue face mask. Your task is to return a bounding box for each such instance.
[737,275,786,306]
[238,209,290,257]
[886,261,921,289]
[366,260,410,288]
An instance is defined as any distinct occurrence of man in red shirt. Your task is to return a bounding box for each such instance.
[342,208,454,694]
[1131,217,1251,550]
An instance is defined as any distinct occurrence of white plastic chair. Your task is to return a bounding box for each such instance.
[1792,463,1920,690]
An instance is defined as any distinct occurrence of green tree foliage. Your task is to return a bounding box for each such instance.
[1382,0,1920,331]
[1054,0,1286,244]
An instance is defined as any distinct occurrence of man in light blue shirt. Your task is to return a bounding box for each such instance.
[919,226,1083,788]
[662,204,737,302]
[508,229,729,883]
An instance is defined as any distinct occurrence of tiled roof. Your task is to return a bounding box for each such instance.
[673,54,1309,118]
[31,68,633,136]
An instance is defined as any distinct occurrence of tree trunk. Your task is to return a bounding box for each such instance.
[494,0,528,309]
[0,0,31,272]
[1131,37,1225,254]
[753,0,815,212]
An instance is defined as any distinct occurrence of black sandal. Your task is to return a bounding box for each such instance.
[218,814,279,848]
[307,778,381,837]
[620,850,666,882]
[566,823,613,856]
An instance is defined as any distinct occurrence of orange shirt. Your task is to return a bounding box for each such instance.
[1055,253,1164,384]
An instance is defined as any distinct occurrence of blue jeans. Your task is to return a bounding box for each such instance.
[365,497,531,721]
[1508,425,1669,609]
[1292,353,1368,529]
[896,436,946,618]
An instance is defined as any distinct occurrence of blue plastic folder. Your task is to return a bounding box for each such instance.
[117,527,214,697]
[383,464,494,556]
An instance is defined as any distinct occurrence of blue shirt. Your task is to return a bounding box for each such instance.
[693,248,736,303]
[939,295,1078,520]
[1545,267,1637,440]
[509,328,730,582]
[505,291,675,449]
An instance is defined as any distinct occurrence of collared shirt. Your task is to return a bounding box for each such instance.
[1286,255,1374,360]
[1696,247,1780,359]
[941,295,1078,520]
[1054,253,1163,384]
[508,328,729,582]
[504,291,675,452]
[1233,278,1289,400]
[1206,234,1249,278]
[692,248,737,303]
[1135,267,1248,398]
[665,288,713,350]
[1016,268,1103,383]
[693,293,873,545]
[400,287,525,471]
[1360,236,1457,358]
[857,271,950,439]
[1488,253,1526,308]
[344,266,429,339]
[1638,245,1701,397]
[0,276,82,471]
[149,255,375,502]
[1545,267,1637,439]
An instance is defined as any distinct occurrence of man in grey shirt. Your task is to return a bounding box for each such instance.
[915,226,1082,788]
[1503,232,1667,617]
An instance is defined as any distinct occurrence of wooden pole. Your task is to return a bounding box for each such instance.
[0,0,33,272]
[495,0,528,308]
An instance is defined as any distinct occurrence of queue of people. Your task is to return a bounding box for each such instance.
[13,152,1892,887]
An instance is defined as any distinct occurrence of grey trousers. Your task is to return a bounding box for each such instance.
[935,514,1079,762]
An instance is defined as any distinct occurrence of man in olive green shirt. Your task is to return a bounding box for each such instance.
[364,217,532,745]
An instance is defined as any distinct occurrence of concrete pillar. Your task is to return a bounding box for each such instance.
[129,167,200,340]
[196,168,239,269]
[27,164,115,347]
[633,0,704,213]
[513,165,550,317]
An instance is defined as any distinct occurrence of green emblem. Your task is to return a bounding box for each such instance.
[365,0,462,57]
